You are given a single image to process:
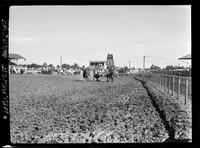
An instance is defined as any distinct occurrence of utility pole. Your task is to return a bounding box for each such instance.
[143,56,145,69]
[129,61,131,69]
[60,55,62,68]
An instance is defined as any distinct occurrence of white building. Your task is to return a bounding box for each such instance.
[89,61,106,73]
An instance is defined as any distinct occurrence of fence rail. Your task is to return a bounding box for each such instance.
[144,73,192,105]
[151,69,191,77]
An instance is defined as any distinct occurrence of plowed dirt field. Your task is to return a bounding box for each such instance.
[9,74,168,143]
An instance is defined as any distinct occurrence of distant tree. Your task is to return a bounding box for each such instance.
[47,64,54,70]
[70,63,79,69]
[62,63,70,69]
[30,63,36,68]
[165,65,174,70]
[31,63,41,69]
[26,63,40,68]
[56,65,60,69]
[176,65,185,69]
[48,64,54,67]
[42,63,48,67]
[26,64,31,68]
[38,64,42,68]
[73,63,79,69]
[164,65,185,70]
[70,65,74,69]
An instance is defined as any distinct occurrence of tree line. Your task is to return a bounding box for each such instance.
[10,61,190,71]
[150,64,191,70]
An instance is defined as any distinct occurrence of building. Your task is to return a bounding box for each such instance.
[178,54,191,60]
[178,54,191,68]
[9,53,26,63]
[89,61,106,72]
[9,53,26,74]
[88,53,114,74]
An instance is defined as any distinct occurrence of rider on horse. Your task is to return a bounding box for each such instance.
[105,66,114,82]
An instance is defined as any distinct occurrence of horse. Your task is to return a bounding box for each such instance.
[105,69,114,82]
[93,73,100,81]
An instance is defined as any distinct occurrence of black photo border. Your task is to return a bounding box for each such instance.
[1,0,198,148]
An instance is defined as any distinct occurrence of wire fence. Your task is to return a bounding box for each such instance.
[146,73,192,105]
[150,69,191,77]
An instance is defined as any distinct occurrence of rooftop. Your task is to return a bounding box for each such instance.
[178,54,191,60]
[9,53,26,60]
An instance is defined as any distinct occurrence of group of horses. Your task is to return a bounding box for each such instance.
[82,68,114,82]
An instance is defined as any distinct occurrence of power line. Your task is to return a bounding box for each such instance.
[145,55,177,60]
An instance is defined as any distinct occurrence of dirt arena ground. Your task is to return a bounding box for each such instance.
[9,74,177,143]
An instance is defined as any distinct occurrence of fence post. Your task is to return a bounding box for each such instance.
[185,78,188,105]
[160,75,162,88]
[159,75,161,88]
[163,75,165,90]
[155,74,157,84]
[168,76,170,94]
[164,75,167,91]
[160,75,161,87]
[177,78,181,100]
[166,76,169,93]
[172,77,175,95]
[162,75,164,90]
[153,74,155,83]
[157,74,159,85]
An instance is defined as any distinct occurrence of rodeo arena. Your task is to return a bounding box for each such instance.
[9,52,192,143]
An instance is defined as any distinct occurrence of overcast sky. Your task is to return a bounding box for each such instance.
[9,5,191,68]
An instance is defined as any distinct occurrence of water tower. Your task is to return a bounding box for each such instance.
[106,53,114,69]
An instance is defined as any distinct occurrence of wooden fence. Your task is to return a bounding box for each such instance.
[146,74,192,105]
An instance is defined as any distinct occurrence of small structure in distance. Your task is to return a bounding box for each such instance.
[88,53,114,73]
[87,53,115,77]
[178,54,191,60]
[9,53,26,74]
[89,60,106,73]
[9,53,26,63]
[178,54,191,69]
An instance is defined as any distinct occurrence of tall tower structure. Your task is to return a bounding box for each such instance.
[106,53,114,69]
